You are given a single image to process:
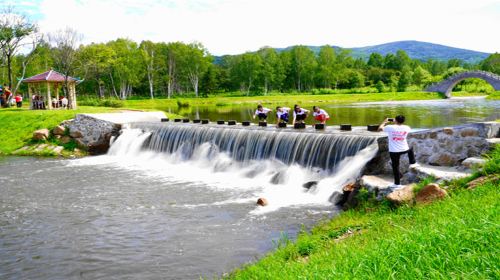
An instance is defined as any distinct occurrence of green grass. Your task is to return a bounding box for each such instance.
[486,91,500,100]
[0,106,182,155]
[227,146,500,279]
[123,92,447,109]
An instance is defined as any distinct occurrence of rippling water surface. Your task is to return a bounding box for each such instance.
[0,156,337,279]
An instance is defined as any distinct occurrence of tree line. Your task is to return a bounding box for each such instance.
[2,9,500,99]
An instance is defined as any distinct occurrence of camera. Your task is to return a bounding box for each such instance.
[388,118,394,122]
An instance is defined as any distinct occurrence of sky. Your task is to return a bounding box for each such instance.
[4,0,500,55]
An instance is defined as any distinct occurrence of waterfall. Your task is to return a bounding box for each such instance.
[103,122,380,213]
[120,122,377,172]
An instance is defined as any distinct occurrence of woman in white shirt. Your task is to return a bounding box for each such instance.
[312,106,330,124]
[292,104,309,125]
[253,104,272,121]
[378,115,417,188]
[275,106,290,124]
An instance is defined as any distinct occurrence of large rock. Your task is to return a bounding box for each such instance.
[33,129,49,141]
[428,152,457,166]
[52,125,66,136]
[467,175,500,190]
[416,183,447,204]
[461,157,486,169]
[386,185,415,204]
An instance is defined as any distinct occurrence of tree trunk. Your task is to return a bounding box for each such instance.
[109,73,119,99]
[7,54,12,89]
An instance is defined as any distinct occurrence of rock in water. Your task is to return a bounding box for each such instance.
[52,125,66,136]
[416,183,447,204]
[302,181,318,191]
[386,185,415,205]
[256,198,268,206]
[33,129,49,141]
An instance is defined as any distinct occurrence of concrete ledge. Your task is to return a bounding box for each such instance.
[82,111,167,124]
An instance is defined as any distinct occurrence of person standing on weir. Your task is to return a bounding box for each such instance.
[378,115,417,189]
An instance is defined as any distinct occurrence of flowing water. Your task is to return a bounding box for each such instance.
[173,97,500,128]
[0,124,379,279]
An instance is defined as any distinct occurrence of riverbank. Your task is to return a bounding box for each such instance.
[0,107,181,156]
[123,92,449,109]
[226,144,499,279]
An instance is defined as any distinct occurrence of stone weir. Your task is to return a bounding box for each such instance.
[67,111,499,174]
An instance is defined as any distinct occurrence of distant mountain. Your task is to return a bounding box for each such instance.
[217,41,491,64]
[349,41,490,63]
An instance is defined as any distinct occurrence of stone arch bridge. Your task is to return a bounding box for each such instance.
[425,70,500,98]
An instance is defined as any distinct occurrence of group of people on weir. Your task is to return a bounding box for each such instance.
[0,84,23,108]
[252,104,416,190]
[253,104,330,126]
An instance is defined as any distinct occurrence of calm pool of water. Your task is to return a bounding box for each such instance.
[171,97,500,128]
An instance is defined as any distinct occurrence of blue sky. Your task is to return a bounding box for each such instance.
[5,0,500,55]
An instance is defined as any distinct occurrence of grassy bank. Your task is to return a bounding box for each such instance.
[0,107,181,155]
[123,92,449,109]
[227,146,500,279]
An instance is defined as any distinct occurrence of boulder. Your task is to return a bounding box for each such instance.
[460,127,479,137]
[467,175,499,190]
[461,157,486,169]
[60,136,72,144]
[342,182,357,192]
[52,125,66,136]
[256,198,268,206]
[33,129,49,141]
[428,153,456,166]
[386,185,415,204]
[443,127,454,135]
[69,130,83,138]
[416,183,447,204]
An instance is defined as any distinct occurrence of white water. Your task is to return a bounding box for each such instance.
[71,127,378,214]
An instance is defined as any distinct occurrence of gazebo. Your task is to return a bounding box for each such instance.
[23,70,80,110]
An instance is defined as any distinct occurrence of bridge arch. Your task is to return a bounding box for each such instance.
[425,70,500,98]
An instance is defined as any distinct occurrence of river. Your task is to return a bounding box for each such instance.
[0,97,499,279]
[172,97,500,128]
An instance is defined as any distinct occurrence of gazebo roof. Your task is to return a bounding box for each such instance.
[23,70,79,83]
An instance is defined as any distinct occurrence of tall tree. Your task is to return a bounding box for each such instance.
[317,45,336,88]
[49,27,82,107]
[184,42,211,97]
[78,43,115,98]
[257,47,284,94]
[140,40,156,99]
[289,46,316,91]
[0,7,37,89]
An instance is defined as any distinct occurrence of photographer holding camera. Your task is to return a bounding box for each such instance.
[378,115,417,189]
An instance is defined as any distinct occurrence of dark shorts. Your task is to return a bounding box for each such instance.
[295,114,306,121]
[278,113,289,122]
[257,113,268,120]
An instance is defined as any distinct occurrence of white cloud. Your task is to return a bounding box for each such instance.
[23,0,500,55]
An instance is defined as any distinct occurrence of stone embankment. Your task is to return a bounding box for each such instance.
[351,121,499,206]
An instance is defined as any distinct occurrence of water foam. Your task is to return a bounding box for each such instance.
[70,125,379,214]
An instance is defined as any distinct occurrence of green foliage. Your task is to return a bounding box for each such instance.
[481,53,500,75]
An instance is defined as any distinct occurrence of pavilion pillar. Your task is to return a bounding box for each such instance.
[55,84,60,108]
[71,83,77,109]
[46,82,52,110]
[28,85,33,109]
